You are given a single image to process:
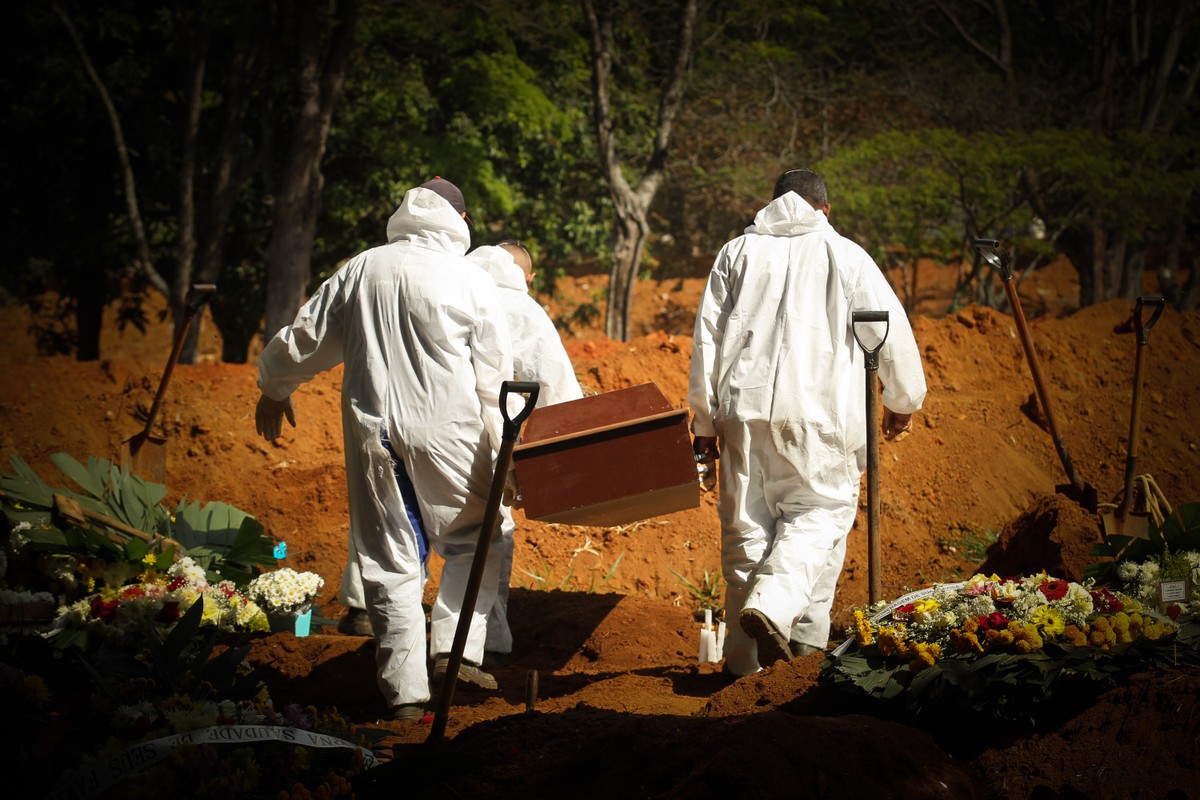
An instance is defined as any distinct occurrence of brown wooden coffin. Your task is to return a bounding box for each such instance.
[513,382,700,526]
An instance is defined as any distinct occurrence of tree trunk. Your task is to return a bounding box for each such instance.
[172,5,209,362]
[262,0,360,342]
[583,0,698,343]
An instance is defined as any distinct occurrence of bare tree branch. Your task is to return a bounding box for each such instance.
[51,2,168,296]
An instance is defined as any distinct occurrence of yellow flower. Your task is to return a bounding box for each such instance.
[141,553,157,566]
[1064,624,1089,647]
[985,628,1014,648]
[876,625,907,658]
[1030,605,1066,637]
[853,609,875,646]
[1009,622,1044,654]
[909,642,941,672]
[950,629,984,654]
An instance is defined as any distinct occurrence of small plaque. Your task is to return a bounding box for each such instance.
[1159,579,1188,604]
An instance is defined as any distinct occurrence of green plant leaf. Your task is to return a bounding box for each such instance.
[50,453,106,499]
[125,536,150,563]
[0,454,55,508]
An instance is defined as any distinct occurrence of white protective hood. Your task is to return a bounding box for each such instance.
[688,191,926,498]
[467,245,583,408]
[258,186,513,706]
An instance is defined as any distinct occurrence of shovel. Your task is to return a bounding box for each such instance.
[1111,296,1165,535]
[352,381,540,794]
[122,284,216,482]
[974,240,1099,512]
[852,310,889,605]
[426,379,540,745]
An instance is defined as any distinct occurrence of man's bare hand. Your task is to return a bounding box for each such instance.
[256,394,296,441]
[693,435,719,462]
[883,409,912,440]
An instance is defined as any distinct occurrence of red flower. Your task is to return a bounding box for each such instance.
[896,603,915,614]
[1166,604,1182,621]
[90,597,120,622]
[121,585,146,600]
[1040,580,1069,601]
[977,612,1010,630]
[166,576,186,591]
[155,601,181,623]
[1090,588,1123,613]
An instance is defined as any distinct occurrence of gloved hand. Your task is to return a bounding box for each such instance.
[256,394,296,441]
[692,435,719,463]
[883,409,912,440]
[503,466,523,509]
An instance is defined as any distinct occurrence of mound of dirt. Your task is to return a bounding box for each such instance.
[3,264,1200,798]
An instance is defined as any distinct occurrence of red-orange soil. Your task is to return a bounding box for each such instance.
[2,257,1198,798]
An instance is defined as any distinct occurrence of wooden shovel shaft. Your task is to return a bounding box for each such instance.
[1117,343,1149,519]
[1001,278,1085,493]
[866,368,882,605]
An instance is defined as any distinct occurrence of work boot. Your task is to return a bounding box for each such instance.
[431,654,499,691]
[739,608,793,668]
[337,607,374,636]
[390,703,426,722]
[790,642,822,658]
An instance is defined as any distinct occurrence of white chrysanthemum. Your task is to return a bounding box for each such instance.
[112,701,160,732]
[1116,561,1139,581]
[247,568,324,613]
[168,557,209,588]
[1139,561,1161,583]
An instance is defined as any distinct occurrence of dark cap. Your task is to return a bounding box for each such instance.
[419,176,472,227]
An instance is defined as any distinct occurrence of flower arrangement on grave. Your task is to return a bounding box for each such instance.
[49,555,269,649]
[245,567,324,616]
[822,569,1196,725]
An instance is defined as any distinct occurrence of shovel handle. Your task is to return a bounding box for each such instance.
[141,284,218,439]
[852,310,890,371]
[974,238,1013,281]
[1134,296,1164,346]
[500,380,540,441]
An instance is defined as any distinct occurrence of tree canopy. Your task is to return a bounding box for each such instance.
[3,0,1197,360]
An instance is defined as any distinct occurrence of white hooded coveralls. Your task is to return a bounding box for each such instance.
[467,244,584,652]
[258,187,514,707]
[688,192,926,676]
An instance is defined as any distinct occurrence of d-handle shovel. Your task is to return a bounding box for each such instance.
[974,240,1098,512]
[123,284,217,482]
[426,379,540,747]
[1114,296,1165,532]
[852,310,889,605]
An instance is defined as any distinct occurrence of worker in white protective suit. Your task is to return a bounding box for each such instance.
[255,178,515,721]
[688,168,927,677]
[466,240,584,658]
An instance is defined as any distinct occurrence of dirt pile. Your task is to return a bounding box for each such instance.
[3,267,1199,798]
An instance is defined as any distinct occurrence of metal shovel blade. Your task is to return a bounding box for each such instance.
[123,432,169,484]
[120,283,216,482]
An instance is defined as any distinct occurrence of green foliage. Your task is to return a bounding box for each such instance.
[823,634,1198,730]
[670,566,724,613]
[81,597,258,703]
[0,453,275,583]
[938,525,999,564]
[520,551,624,593]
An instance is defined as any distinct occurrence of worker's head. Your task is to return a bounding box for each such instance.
[498,239,534,288]
[419,176,473,228]
[772,169,830,215]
